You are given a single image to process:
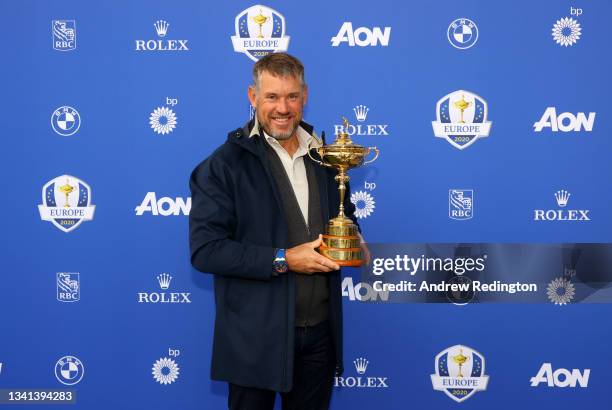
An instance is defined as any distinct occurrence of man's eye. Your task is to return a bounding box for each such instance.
[266,95,277,101]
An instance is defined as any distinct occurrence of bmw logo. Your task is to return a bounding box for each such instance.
[51,106,81,136]
[447,18,479,50]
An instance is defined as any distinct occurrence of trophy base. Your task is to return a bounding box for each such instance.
[318,217,363,267]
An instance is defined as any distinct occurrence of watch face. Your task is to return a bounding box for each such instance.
[274,260,288,274]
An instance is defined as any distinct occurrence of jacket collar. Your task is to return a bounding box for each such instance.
[228,117,323,157]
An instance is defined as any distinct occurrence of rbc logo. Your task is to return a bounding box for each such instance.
[57,273,80,302]
[52,20,76,51]
[533,107,595,132]
[449,189,473,220]
[331,22,391,47]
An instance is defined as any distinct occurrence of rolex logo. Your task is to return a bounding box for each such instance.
[154,20,169,37]
[135,20,188,51]
[334,105,388,136]
[534,190,590,222]
[335,357,389,388]
[138,273,191,304]
[555,190,570,207]
[354,357,369,375]
[157,273,172,290]
[353,105,369,122]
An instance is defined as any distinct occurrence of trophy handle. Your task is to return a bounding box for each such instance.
[363,147,379,165]
[308,143,333,168]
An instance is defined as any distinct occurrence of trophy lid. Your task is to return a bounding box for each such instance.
[333,117,362,148]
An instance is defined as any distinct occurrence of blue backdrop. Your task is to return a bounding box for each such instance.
[2,0,610,408]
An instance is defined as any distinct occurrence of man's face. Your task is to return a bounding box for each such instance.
[248,70,308,141]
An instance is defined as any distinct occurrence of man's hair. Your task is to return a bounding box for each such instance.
[252,52,305,89]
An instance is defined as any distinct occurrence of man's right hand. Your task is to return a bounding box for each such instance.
[286,234,340,274]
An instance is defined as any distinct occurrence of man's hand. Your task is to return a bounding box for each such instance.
[286,234,340,274]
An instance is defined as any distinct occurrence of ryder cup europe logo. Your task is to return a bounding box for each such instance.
[231,5,290,62]
[431,345,489,402]
[432,90,492,150]
[38,175,95,233]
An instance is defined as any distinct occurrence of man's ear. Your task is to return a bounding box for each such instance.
[247,85,257,108]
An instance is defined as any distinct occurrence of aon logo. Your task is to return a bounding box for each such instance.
[533,107,596,132]
[135,192,191,216]
[331,22,391,47]
[530,363,590,388]
[342,277,389,301]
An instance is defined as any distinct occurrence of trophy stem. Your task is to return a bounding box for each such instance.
[336,168,349,219]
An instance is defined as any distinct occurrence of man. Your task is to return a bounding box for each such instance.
[189,53,362,410]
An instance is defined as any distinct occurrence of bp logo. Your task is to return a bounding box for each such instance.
[152,357,180,385]
[547,277,575,305]
[351,191,375,219]
[38,175,95,233]
[432,90,492,150]
[231,5,290,62]
[431,345,489,402]
[552,17,581,47]
[55,356,84,385]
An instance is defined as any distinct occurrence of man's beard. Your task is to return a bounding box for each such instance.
[259,115,299,141]
[268,127,296,141]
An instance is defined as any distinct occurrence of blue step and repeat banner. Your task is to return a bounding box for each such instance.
[2,0,612,408]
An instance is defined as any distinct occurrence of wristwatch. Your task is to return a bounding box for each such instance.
[273,248,288,275]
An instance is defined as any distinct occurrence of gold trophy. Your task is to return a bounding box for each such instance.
[308,117,379,266]
[59,179,74,208]
[252,10,268,38]
[453,95,471,123]
[452,349,469,378]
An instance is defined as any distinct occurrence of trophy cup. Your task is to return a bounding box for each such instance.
[453,94,471,124]
[308,117,379,266]
[59,179,74,208]
[452,349,469,378]
[252,10,268,39]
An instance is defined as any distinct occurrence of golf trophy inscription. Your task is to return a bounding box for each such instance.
[308,118,379,266]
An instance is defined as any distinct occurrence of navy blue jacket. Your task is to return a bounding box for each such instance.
[189,120,359,392]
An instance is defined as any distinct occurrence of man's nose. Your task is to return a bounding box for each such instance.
[276,98,289,113]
